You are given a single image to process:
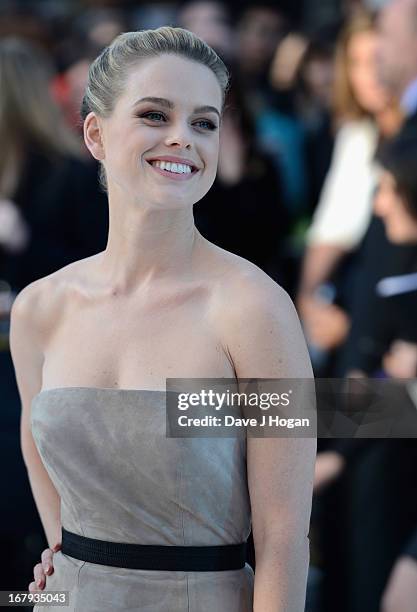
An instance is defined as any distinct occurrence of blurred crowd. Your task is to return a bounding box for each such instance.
[1,0,417,611]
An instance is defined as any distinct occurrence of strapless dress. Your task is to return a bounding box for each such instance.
[30,387,254,611]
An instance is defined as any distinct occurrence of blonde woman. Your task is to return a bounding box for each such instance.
[298,10,402,355]
[11,27,315,611]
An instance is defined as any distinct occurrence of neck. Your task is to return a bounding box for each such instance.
[99,191,199,294]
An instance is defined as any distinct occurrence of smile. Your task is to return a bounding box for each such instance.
[146,159,199,181]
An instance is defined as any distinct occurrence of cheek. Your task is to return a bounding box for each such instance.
[205,146,220,185]
[350,68,368,98]
[395,204,415,231]
[384,199,414,240]
[374,188,395,217]
[106,132,152,175]
[206,137,220,167]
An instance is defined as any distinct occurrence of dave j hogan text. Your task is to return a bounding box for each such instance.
[177,414,310,429]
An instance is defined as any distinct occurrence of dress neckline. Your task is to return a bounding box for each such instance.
[32,386,167,403]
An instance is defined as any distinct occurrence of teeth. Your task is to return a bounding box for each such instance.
[151,160,192,174]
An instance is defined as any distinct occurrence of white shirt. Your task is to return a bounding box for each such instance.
[306,119,380,249]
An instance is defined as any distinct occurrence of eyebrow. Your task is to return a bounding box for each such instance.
[132,96,221,119]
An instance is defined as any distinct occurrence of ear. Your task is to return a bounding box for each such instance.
[83,112,105,161]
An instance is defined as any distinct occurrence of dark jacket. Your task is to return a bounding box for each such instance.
[0,150,108,291]
[194,152,289,283]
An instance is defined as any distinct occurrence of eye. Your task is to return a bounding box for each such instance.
[194,119,217,131]
[138,111,217,131]
[139,111,166,122]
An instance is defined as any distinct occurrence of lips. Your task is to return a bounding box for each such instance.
[147,160,198,174]
[146,160,199,181]
[146,157,200,171]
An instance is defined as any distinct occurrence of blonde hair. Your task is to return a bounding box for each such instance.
[0,37,82,197]
[333,11,377,122]
[80,26,230,190]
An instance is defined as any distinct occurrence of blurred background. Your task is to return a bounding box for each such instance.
[1,0,417,610]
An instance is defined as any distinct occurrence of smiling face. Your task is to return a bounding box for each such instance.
[85,53,222,209]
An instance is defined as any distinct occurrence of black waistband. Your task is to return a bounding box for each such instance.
[61,528,247,571]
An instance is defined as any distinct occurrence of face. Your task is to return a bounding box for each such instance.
[377,0,417,95]
[347,30,390,114]
[237,8,285,72]
[304,57,334,108]
[179,1,234,60]
[374,170,417,243]
[85,54,222,209]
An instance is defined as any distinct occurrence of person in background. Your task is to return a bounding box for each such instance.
[194,77,289,285]
[312,135,417,612]
[310,3,417,610]
[269,31,309,101]
[338,0,417,376]
[177,0,236,64]
[315,132,417,612]
[75,8,127,50]
[51,39,102,134]
[294,39,336,215]
[377,0,417,138]
[177,2,289,285]
[297,10,402,372]
[355,137,417,378]
[0,35,108,597]
[52,10,127,135]
[298,13,403,611]
[235,2,287,105]
[0,37,108,297]
[234,3,310,218]
[378,147,417,606]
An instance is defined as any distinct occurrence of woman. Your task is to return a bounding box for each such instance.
[10,27,315,611]
[298,10,402,363]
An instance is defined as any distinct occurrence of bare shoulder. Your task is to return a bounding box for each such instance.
[202,245,312,379]
[10,256,99,404]
[10,255,98,344]
[205,245,294,324]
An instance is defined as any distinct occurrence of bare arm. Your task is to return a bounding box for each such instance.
[9,282,61,549]
[297,243,347,301]
[221,272,316,611]
[298,122,376,304]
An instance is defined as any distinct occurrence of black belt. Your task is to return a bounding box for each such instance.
[61,528,247,571]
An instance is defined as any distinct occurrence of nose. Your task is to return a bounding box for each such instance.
[164,121,193,149]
